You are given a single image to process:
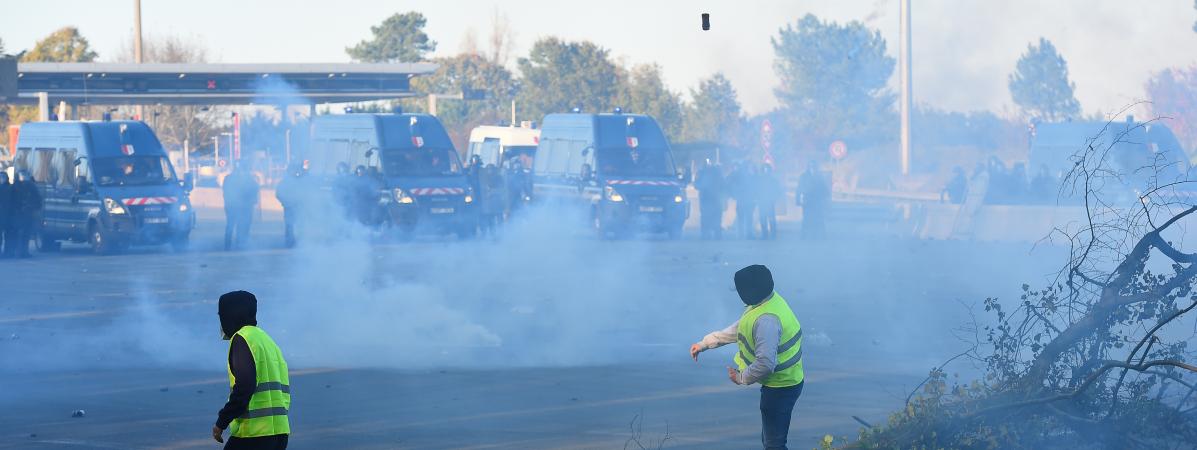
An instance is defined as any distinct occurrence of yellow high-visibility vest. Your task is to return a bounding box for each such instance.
[733,292,805,387]
[228,326,291,438]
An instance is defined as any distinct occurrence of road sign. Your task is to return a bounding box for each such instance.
[761,119,773,150]
[217,159,227,168]
[829,140,848,160]
[233,113,241,160]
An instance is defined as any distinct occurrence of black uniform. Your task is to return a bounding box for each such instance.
[695,164,725,239]
[730,165,757,239]
[0,174,11,257]
[223,168,260,251]
[10,173,41,258]
[756,166,782,240]
[797,167,828,239]
[274,167,308,248]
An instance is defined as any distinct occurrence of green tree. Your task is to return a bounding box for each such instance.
[616,64,684,141]
[21,26,97,62]
[681,73,743,145]
[347,12,436,63]
[1008,38,1080,122]
[516,37,622,120]
[404,53,518,148]
[772,14,894,148]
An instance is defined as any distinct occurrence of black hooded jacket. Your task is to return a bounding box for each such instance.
[216,294,259,430]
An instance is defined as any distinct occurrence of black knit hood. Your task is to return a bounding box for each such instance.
[734,264,775,306]
[218,291,258,340]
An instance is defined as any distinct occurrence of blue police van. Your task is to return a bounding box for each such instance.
[308,113,476,236]
[14,121,195,254]
[534,112,689,238]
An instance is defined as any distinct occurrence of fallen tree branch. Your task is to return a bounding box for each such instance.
[968,360,1197,420]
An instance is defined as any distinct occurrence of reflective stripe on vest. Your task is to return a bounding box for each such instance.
[734,292,805,387]
[228,326,291,438]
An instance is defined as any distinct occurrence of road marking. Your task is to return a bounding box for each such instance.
[392,384,743,428]
[0,301,211,324]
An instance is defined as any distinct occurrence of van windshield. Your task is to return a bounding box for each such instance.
[597,147,675,177]
[93,156,174,186]
[382,148,463,177]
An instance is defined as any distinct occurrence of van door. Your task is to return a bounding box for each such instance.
[63,152,96,240]
[29,147,57,236]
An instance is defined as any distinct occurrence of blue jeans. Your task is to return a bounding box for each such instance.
[760,382,803,450]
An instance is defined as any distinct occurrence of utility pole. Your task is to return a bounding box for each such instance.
[133,0,145,121]
[899,0,913,175]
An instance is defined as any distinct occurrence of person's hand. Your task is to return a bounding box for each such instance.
[212,425,224,443]
[727,367,742,385]
[689,343,704,361]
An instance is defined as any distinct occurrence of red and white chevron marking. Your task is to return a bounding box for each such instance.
[121,197,178,206]
[606,179,678,187]
[408,187,465,196]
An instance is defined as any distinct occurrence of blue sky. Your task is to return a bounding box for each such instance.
[4,0,1197,117]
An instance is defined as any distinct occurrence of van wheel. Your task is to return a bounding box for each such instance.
[39,234,61,252]
[89,224,120,255]
[667,225,683,240]
[457,222,477,240]
[170,235,190,253]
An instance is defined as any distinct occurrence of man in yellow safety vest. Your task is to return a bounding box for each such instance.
[690,264,805,450]
[212,291,291,449]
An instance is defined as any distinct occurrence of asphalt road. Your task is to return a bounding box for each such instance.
[0,208,1065,449]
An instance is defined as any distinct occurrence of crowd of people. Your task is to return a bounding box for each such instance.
[694,160,830,240]
[465,155,533,238]
[941,157,1059,206]
[0,170,43,259]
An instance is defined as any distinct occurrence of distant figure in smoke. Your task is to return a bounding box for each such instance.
[690,265,805,450]
[796,162,828,240]
[212,290,291,450]
[0,172,11,258]
[466,155,484,203]
[695,159,725,239]
[730,163,757,239]
[942,166,967,204]
[351,165,382,226]
[504,156,532,213]
[331,162,354,220]
[757,164,783,240]
[9,170,41,258]
[275,163,308,248]
[223,163,260,251]
[479,164,506,237]
[1029,165,1055,205]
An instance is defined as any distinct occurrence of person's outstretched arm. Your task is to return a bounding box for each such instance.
[690,321,738,360]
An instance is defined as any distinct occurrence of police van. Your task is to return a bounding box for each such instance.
[14,121,195,254]
[308,113,476,236]
[467,122,539,168]
[466,122,539,208]
[535,112,689,238]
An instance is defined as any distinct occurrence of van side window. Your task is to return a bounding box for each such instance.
[563,140,589,175]
[323,139,351,174]
[32,148,57,184]
[13,148,32,172]
[534,139,553,174]
[76,156,90,186]
[55,149,78,187]
[480,138,500,166]
[351,140,374,169]
[547,139,570,174]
